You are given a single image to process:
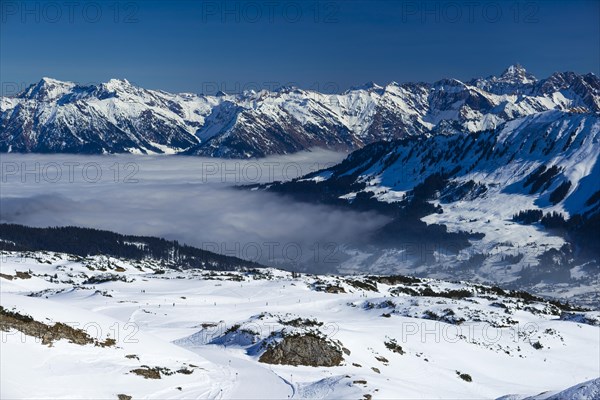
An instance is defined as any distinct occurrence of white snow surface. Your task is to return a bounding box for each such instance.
[1,251,598,399]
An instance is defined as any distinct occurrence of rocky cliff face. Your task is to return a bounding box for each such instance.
[259,334,344,367]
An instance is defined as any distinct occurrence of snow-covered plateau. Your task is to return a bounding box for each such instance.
[1,251,598,399]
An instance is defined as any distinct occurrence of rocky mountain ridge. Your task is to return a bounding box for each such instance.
[2,65,598,157]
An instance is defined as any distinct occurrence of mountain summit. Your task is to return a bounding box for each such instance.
[499,63,537,84]
[18,77,76,101]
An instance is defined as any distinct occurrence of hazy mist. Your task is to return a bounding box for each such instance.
[0,150,389,271]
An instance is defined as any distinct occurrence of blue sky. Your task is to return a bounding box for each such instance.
[1,0,598,94]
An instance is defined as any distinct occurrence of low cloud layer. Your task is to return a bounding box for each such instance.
[1,150,389,271]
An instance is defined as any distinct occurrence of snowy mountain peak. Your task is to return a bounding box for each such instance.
[102,78,134,92]
[39,76,67,85]
[469,64,539,95]
[272,85,305,96]
[18,77,75,101]
[352,81,385,91]
[502,63,526,76]
[499,63,537,84]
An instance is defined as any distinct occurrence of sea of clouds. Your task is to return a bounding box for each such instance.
[0,150,389,271]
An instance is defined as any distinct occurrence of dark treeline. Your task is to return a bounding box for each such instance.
[512,208,600,259]
[0,224,263,271]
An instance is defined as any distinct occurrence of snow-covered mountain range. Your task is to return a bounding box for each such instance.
[1,249,598,399]
[2,65,599,157]
[264,110,600,306]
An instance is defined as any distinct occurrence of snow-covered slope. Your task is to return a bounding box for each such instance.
[315,110,600,216]
[1,250,598,399]
[265,111,600,305]
[2,65,599,157]
[498,377,600,399]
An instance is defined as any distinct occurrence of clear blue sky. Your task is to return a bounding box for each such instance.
[1,0,599,95]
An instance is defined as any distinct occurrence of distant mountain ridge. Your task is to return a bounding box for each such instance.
[1,65,599,157]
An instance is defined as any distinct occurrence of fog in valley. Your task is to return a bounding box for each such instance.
[0,150,389,271]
